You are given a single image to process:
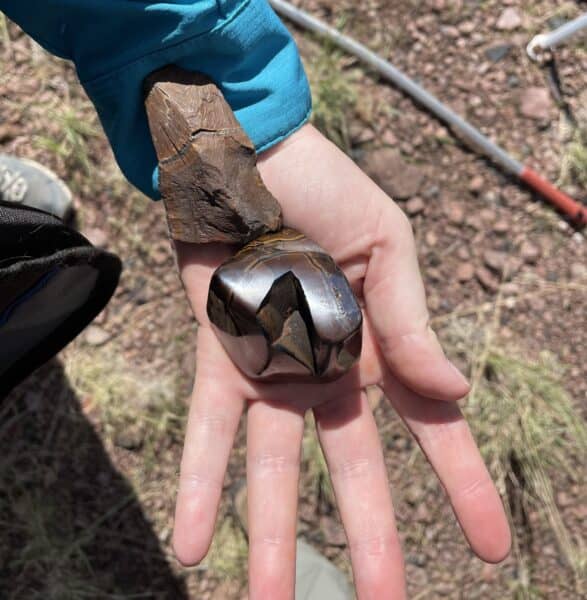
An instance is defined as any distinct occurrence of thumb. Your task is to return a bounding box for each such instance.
[365,206,469,401]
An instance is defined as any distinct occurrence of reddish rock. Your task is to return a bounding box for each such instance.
[381,129,398,145]
[570,262,587,279]
[0,123,20,142]
[482,563,498,583]
[362,148,424,199]
[456,262,475,282]
[520,240,541,264]
[476,267,499,291]
[84,325,110,346]
[493,219,510,234]
[466,214,483,230]
[496,8,522,31]
[520,87,552,121]
[425,230,438,247]
[458,20,476,35]
[350,122,376,144]
[469,175,484,194]
[405,196,425,216]
[445,201,465,225]
[483,249,508,274]
[480,208,497,223]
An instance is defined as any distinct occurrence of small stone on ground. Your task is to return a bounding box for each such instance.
[496,8,522,31]
[483,250,508,274]
[485,43,513,62]
[456,262,475,282]
[405,196,425,216]
[476,267,500,292]
[520,241,541,264]
[84,325,110,346]
[362,148,424,199]
[520,87,552,121]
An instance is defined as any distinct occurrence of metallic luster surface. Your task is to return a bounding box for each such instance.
[207,228,363,381]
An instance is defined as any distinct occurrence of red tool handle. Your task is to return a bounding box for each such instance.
[520,166,586,226]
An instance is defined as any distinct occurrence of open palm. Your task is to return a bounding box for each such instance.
[171,124,511,599]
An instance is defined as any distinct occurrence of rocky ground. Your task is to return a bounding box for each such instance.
[1,1,586,598]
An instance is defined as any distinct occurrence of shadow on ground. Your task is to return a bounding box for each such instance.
[0,360,187,599]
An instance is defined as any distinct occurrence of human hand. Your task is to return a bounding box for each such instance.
[171,124,511,598]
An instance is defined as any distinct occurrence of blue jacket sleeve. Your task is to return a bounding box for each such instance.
[0,0,312,198]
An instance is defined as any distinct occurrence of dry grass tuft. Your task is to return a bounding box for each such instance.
[303,414,335,508]
[441,313,587,597]
[34,105,99,175]
[206,516,248,581]
[306,41,357,153]
[564,126,587,188]
[63,346,187,458]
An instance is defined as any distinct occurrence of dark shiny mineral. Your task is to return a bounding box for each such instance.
[207,229,363,382]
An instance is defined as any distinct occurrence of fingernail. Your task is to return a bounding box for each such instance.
[448,360,470,389]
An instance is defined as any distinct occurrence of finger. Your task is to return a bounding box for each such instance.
[258,125,468,401]
[363,204,470,401]
[247,399,305,600]
[173,327,245,565]
[383,372,511,563]
[314,391,406,599]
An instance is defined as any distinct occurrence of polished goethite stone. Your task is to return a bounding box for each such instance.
[207,229,363,382]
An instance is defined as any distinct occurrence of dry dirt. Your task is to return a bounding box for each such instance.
[1,1,586,598]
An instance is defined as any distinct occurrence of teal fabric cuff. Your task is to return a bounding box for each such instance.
[0,0,312,198]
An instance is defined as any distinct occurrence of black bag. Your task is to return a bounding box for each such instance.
[0,200,121,397]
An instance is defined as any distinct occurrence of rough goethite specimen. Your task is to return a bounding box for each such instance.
[207,229,363,382]
[144,66,282,244]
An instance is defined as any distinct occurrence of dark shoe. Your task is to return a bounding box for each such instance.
[0,154,72,220]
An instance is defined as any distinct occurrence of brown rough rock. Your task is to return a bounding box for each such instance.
[493,219,510,234]
[405,196,425,216]
[144,66,282,244]
[468,175,484,194]
[476,266,500,292]
[519,87,552,121]
[445,201,465,225]
[84,325,110,346]
[496,8,522,31]
[570,262,587,280]
[362,148,424,199]
[456,262,475,282]
[520,240,541,264]
[483,250,508,274]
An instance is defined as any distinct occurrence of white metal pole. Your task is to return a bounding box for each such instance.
[269,0,586,224]
[269,0,523,175]
[527,13,587,61]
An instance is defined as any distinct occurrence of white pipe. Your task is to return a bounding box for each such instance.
[269,0,523,175]
[527,13,587,61]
